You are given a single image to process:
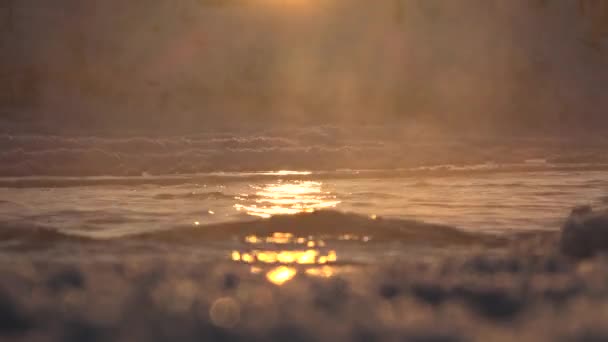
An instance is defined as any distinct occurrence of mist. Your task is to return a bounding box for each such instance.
[1,0,607,135]
[5,4,608,342]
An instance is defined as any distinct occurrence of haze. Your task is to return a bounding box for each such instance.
[1,0,607,135]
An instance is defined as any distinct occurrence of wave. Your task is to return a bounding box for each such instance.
[343,192,404,200]
[153,191,236,201]
[1,162,608,188]
[0,211,516,250]
[2,132,608,178]
[152,211,518,247]
[0,224,90,248]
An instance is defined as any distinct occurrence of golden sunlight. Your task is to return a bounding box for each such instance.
[234,180,341,218]
[231,232,339,285]
[258,170,313,176]
[266,266,297,286]
[305,266,334,278]
[230,249,336,265]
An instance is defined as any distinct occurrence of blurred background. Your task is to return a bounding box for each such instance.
[1,0,607,135]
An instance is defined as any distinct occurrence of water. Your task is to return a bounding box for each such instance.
[0,167,605,271]
[1,169,606,240]
[1,167,608,341]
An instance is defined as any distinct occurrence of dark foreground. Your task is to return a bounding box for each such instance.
[1,208,608,342]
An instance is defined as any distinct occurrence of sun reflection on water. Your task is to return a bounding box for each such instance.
[234,180,341,218]
[231,249,336,265]
[230,179,346,285]
[231,232,340,286]
[305,266,334,278]
[265,266,297,286]
[258,170,313,176]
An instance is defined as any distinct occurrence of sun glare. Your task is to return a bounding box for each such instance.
[231,232,339,285]
[234,180,341,218]
[266,266,297,286]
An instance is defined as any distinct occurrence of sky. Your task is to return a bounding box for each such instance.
[1,0,607,135]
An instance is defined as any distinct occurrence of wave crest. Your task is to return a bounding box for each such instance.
[135,211,505,247]
[2,132,608,177]
[0,211,506,248]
